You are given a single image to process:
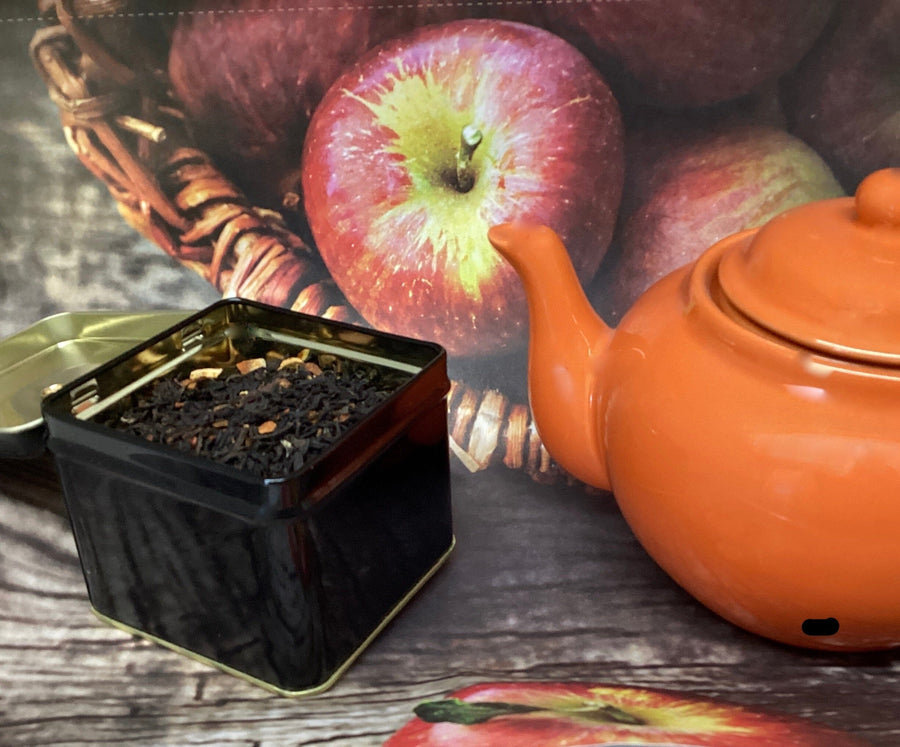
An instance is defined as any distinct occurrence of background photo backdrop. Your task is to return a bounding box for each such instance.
[8,0,897,487]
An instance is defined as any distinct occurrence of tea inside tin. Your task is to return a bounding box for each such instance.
[96,344,414,478]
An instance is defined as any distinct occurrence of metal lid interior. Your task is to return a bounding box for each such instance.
[0,310,191,458]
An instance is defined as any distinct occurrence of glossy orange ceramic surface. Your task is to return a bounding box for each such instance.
[487,168,900,651]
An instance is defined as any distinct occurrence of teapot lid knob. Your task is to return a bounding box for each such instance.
[857,168,900,227]
[716,168,900,365]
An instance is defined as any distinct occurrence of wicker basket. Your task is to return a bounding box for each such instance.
[30,0,570,485]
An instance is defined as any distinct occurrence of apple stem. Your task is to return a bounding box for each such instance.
[456,125,483,193]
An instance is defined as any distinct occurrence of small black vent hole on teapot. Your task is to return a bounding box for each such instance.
[802,617,840,636]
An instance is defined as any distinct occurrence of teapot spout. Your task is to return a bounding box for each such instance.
[488,223,613,490]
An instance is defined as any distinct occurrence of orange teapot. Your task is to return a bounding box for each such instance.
[488,168,900,651]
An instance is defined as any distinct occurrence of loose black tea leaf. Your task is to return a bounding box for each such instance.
[98,351,412,478]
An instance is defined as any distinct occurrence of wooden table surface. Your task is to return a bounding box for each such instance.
[2,454,899,746]
[1,5,899,745]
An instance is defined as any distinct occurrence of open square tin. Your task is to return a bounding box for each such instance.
[40,298,454,695]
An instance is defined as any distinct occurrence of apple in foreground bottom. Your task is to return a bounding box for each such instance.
[302,20,624,357]
[385,681,867,746]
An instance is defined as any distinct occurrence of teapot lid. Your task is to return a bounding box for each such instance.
[717,168,900,365]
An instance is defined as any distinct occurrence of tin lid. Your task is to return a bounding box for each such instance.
[0,310,192,458]
[717,169,900,364]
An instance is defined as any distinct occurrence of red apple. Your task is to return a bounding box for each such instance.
[541,0,837,108]
[596,121,843,322]
[385,681,867,746]
[782,0,900,192]
[167,0,477,208]
[301,20,624,357]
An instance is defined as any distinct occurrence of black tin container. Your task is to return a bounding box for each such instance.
[41,299,453,695]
